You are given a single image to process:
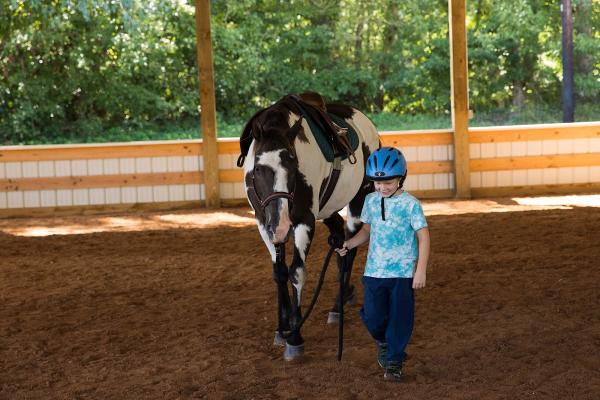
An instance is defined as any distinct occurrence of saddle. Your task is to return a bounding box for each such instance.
[288,92,357,164]
[236,92,359,211]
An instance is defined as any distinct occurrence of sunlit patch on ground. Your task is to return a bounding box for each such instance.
[422,193,600,216]
[0,194,598,237]
[0,210,256,237]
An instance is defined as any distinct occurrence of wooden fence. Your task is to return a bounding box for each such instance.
[0,122,599,217]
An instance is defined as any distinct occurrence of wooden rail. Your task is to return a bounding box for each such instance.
[1,123,599,217]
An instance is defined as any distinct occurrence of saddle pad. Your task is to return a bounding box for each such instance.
[302,110,359,163]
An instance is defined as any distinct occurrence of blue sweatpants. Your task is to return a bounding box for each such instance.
[360,276,415,363]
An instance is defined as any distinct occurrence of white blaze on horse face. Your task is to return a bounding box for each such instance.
[257,149,292,243]
[257,149,288,192]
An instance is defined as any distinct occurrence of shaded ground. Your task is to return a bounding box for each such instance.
[1,198,599,399]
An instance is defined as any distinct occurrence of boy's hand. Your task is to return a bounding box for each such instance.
[335,242,349,256]
[413,269,426,289]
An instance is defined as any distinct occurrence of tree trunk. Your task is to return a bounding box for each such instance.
[574,0,594,81]
[561,0,575,122]
[512,81,524,109]
[375,3,398,111]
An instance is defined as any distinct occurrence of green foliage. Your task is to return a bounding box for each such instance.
[0,0,199,144]
[1,0,599,144]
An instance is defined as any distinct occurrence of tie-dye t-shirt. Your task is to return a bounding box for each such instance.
[360,191,428,278]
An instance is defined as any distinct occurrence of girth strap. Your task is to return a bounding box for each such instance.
[319,157,342,211]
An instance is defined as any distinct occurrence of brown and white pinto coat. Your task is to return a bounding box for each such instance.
[239,96,379,360]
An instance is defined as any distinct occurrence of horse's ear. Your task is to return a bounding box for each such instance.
[238,108,266,167]
[287,117,303,143]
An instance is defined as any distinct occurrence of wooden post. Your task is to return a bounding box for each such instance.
[448,0,471,198]
[195,0,220,208]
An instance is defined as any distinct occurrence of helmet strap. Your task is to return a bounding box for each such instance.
[380,185,401,221]
[399,175,406,189]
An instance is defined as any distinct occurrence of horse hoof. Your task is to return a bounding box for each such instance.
[273,331,290,347]
[284,343,304,361]
[327,311,340,324]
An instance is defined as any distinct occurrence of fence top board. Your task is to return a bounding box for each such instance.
[469,121,600,143]
[1,123,599,162]
[0,131,451,161]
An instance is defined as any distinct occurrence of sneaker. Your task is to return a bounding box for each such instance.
[384,361,402,381]
[376,341,388,368]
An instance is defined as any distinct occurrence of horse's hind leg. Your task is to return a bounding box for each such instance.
[323,212,357,324]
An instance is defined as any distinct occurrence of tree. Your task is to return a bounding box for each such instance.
[561,0,575,122]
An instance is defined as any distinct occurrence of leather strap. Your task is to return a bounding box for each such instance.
[319,157,342,211]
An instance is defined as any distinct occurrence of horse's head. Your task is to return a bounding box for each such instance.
[241,106,302,244]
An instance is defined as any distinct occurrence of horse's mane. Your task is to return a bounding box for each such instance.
[237,94,356,167]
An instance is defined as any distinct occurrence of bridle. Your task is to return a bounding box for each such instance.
[246,158,297,212]
[245,119,302,212]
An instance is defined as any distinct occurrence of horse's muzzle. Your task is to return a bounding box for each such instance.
[269,224,291,244]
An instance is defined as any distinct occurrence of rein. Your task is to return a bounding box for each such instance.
[277,234,349,361]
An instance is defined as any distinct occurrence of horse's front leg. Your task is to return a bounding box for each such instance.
[258,225,292,347]
[284,220,315,361]
[273,244,293,346]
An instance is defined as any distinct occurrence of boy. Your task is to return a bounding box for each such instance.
[337,146,430,381]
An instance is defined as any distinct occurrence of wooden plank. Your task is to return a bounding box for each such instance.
[469,122,600,143]
[472,182,600,198]
[219,163,451,183]
[0,163,451,192]
[470,153,600,171]
[0,142,201,162]
[2,120,597,163]
[219,169,244,183]
[448,0,471,198]
[195,0,219,208]
[380,130,454,146]
[408,161,453,174]
[410,189,455,199]
[217,139,242,155]
[0,138,242,162]
[1,172,202,192]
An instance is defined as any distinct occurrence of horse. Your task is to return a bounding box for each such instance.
[237,93,380,361]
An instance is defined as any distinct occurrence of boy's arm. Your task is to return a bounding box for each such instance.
[335,223,371,256]
[413,227,430,289]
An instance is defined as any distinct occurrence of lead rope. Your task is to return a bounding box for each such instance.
[279,235,348,361]
[337,249,348,361]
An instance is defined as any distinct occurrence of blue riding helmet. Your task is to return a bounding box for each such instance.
[366,147,407,181]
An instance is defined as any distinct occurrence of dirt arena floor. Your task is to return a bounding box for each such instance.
[1,195,599,399]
